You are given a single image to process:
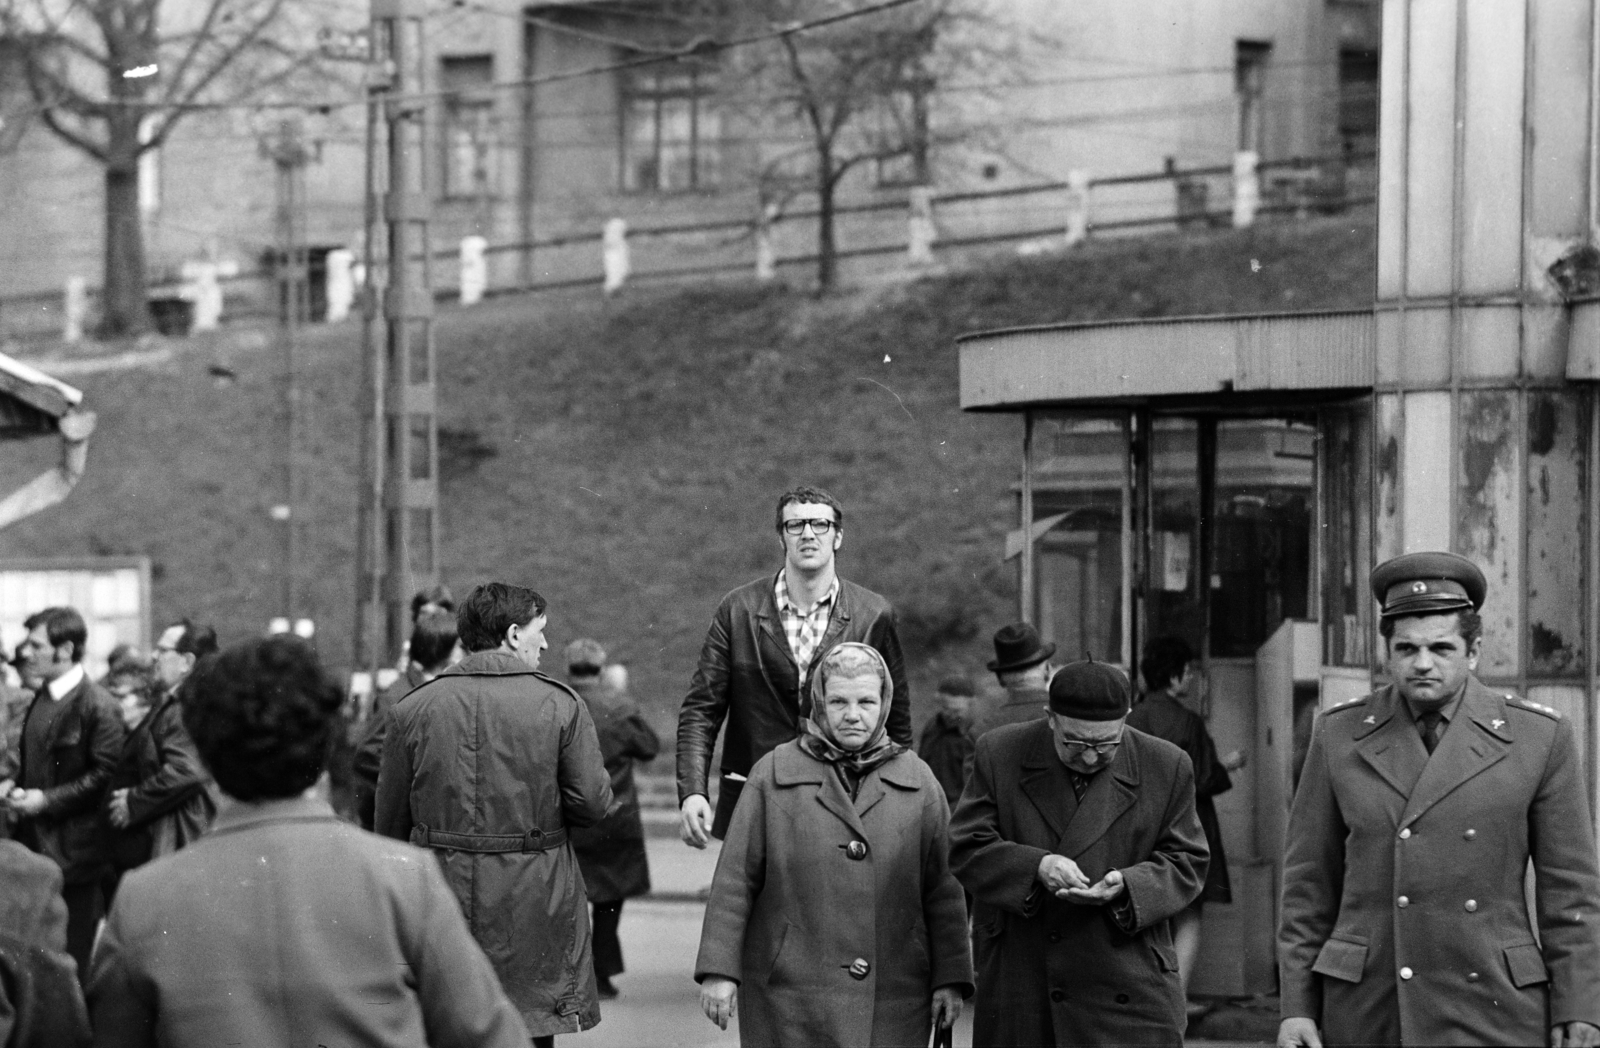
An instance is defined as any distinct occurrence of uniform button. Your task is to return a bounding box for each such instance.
[1397,895,1409,908]
[846,958,871,980]
[1464,899,1477,912]
[1048,932,1062,943]
[1400,967,1414,980]
[1115,993,1130,1004]
[845,840,869,861]
[1464,829,1477,840]
[1399,828,1412,840]
[1467,972,1480,982]
[1049,989,1066,1003]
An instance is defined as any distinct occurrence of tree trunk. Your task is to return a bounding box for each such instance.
[101,146,149,338]
[815,158,838,292]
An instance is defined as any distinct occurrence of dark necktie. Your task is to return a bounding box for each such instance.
[1068,771,1090,802]
[1418,710,1443,754]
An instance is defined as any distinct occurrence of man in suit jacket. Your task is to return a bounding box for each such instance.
[87,634,528,1048]
[678,485,910,845]
[1278,552,1600,1048]
[1,606,125,982]
[951,660,1208,1047]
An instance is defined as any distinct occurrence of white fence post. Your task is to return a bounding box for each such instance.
[459,236,487,306]
[907,186,936,265]
[181,261,222,332]
[1064,169,1091,247]
[755,203,777,282]
[602,218,629,296]
[1232,150,1260,229]
[63,276,87,343]
[325,249,355,322]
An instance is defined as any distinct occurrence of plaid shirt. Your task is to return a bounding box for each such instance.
[775,569,839,681]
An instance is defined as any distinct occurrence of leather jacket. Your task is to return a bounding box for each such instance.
[676,573,910,834]
[15,676,126,884]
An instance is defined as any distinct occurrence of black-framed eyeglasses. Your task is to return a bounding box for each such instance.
[781,518,838,536]
[1055,735,1123,757]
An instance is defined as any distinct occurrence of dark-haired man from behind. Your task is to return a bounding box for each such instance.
[678,485,911,847]
[87,635,528,1048]
[377,583,614,1047]
[1,607,124,983]
[103,621,218,895]
[1278,552,1600,1048]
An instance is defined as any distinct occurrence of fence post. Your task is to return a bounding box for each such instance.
[755,203,778,281]
[1064,169,1091,247]
[602,218,629,296]
[459,236,488,306]
[1232,150,1260,229]
[907,186,936,265]
[63,276,87,343]
[325,249,355,321]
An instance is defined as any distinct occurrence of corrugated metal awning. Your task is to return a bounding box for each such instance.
[958,309,1375,411]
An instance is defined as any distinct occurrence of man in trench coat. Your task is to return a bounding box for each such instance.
[1278,552,1600,1047]
[951,660,1208,1047]
[376,583,615,1046]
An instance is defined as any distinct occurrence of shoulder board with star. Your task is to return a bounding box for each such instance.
[1510,695,1562,721]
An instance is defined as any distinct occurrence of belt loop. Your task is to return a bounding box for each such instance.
[410,824,430,848]
[523,828,541,853]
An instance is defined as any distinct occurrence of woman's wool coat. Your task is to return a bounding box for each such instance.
[695,742,974,1048]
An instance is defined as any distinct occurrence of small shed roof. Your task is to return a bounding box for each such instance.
[0,352,85,436]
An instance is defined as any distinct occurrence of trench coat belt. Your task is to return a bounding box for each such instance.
[409,824,569,853]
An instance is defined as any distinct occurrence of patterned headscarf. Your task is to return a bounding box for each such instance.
[798,642,906,778]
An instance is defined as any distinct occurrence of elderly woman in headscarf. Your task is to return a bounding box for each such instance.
[694,641,972,1048]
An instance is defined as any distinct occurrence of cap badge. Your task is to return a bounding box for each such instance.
[1363,715,1376,725]
[1491,718,1505,730]
[1412,581,1428,593]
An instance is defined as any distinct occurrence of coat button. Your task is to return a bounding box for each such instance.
[1400,967,1414,980]
[845,840,869,861]
[1467,972,1480,982]
[1399,828,1412,840]
[1048,932,1062,943]
[1049,989,1066,1003]
[847,958,870,980]
[1464,899,1477,912]
[1464,829,1477,840]
[1397,896,1409,908]
[1115,993,1130,1004]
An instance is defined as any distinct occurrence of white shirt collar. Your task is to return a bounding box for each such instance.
[47,663,86,701]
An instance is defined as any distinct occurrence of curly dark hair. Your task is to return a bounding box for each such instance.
[1140,636,1195,693]
[774,485,844,532]
[457,582,546,653]
[180,636,345,801]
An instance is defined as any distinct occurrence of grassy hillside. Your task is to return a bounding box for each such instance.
[0,217,1376,735]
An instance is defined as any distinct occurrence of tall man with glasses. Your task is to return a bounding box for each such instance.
[677,485,911,846]
[950,660,1208,1046]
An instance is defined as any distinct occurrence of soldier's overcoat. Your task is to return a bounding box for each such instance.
[1279,677,1600,1046]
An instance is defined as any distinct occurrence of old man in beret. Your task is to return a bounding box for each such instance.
[1278,552,1600,1047]
[950,659,1208,1046]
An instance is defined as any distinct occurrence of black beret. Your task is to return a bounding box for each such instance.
[1047,660,1131,721]
[1370,551,1486,620]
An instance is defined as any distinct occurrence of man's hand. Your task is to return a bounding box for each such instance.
[107,788,131,828]
[1553,1021,1600,1047]
[1062,868,1125,905]
[931,985,963,1029]
[1278,1016,1322,1047]
[680,795,713,849]
[700,976,738,1030]
[1037,854,1090,893]
[9,788,46,816]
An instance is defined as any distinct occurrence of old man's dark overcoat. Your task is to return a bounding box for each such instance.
[950,719,1207,1047]
[1279,678,1600,1046]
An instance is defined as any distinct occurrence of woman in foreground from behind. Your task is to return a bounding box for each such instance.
[695,641,972,1047]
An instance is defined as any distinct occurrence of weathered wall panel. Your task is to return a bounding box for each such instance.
[1404,0,1460,299]
[1526,390,1587,676]
[1376,392,1403,567]
[1457,390,1521,676]
[1459,0,1526,296]
[1401,390,1452,553]
[1376,0,1409,301]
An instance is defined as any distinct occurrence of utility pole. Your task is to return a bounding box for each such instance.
[263,117,313,626]
[356,0,440,675]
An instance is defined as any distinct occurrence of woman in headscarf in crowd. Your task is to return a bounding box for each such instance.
[695,641,972,1047]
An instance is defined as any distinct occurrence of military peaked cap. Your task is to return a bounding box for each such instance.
[1370,551,1486,619]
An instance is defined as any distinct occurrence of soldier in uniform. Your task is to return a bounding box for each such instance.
[1278,552,1600,1048]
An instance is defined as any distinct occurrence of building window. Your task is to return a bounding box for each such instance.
[1235,40,1272,154]
[1338,48,1379,154]
[441,55,495,200]
[621,65,721,192]
[874,77,932,187]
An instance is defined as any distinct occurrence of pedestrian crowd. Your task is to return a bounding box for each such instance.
[2,484,1599,1048]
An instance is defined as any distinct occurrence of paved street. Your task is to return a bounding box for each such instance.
[565,832,1268,1048]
